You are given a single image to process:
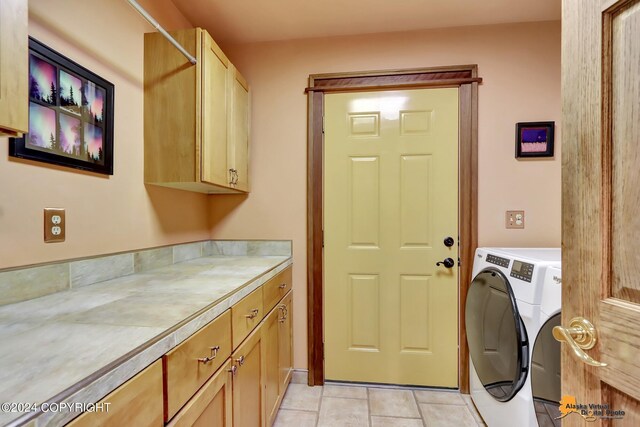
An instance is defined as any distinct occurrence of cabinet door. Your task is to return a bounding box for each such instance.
[262,306,280,427]
[278,291,293,393]
[232,327,262,427]
[229,66,250,192]
[0,0,28,136]
[201,32,230,187]
[167,360,233,427]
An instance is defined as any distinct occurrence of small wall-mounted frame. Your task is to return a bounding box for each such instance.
[515,121,554,159]
[9,37,114,175]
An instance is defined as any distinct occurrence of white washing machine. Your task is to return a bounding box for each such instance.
[465,248,561,427]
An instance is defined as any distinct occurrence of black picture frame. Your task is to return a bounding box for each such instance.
[9,37,114,175]
[515,121,554,159]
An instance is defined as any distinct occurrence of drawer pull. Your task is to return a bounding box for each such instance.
[245,308,259,319]
[228,365,238,376]
[279,283,287,289]
[197,345,220,364]
[235,355,245,366]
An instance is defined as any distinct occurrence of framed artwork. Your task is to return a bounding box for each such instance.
[9,37,114,175]
[515,121,554,159]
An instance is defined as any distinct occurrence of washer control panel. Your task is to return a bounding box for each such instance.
[486,254,510,268]
[510,260,534,282]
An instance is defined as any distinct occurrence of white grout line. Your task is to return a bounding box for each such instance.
[366,387,373,427]
[413,390,429,427]
[314,386,323,427]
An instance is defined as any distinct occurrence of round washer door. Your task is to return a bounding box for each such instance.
[466,267,529,402]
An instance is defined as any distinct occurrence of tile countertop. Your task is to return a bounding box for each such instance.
[0,254,292,427]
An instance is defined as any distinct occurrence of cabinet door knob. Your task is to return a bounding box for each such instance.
[279,283,287,289]
[228,365,238,375]
[235,355,245,366]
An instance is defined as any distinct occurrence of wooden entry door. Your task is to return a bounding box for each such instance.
[561,0,640,423]
[323,88,459,387]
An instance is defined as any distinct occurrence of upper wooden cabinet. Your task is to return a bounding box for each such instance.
[0,0,28,137]
[144,28,249,194]
[228,68,250,192]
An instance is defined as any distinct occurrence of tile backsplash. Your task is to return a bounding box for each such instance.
[0,240,292,307]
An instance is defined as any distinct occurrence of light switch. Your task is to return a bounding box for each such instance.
[44,208,66,243]
[506,210,525,229]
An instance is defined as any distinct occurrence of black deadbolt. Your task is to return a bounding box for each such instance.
[444,237,455,247]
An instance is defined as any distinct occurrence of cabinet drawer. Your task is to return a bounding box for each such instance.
[263,266,292,314]
[67,360,163,427]
[231,287,264,349]
[164,310,232,421]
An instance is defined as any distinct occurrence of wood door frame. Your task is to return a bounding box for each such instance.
[306,65,480,392]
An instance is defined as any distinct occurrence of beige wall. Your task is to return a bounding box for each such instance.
[1,4,561,372]
[212,21,562,369]
[0,0,208,269]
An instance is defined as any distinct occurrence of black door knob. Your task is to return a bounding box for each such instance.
[436,258,455,268]
[443,237,455,247]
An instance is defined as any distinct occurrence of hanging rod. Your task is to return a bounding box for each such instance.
[126,0,197,65]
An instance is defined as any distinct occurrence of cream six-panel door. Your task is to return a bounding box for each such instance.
[324,88,459,387]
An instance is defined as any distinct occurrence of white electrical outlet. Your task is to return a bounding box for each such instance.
[44,208,66,243]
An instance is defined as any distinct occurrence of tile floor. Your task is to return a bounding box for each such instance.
[274,373,486,427]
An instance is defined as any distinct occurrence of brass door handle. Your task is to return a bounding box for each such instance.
[552,317,607,367]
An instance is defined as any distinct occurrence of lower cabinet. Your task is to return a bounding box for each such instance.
[64,268,293,427]
[231,326,263,427]
[167,360,233,427]
[263,304,281,426]
[164,310,232,421]
[278,291,293,394]
[164,271,293,427]
[66,360,163,427]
